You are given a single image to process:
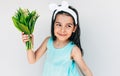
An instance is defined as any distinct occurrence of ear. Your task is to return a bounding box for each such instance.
[73,25,77,32]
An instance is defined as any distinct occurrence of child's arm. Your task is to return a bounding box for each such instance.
[71,46,93,76]
[22,32,50,64]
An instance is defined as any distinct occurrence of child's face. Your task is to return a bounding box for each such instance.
[54,14,76,41]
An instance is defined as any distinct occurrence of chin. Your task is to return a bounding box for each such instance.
[56,36,70,41]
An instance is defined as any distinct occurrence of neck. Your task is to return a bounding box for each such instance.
[54,39,70,49]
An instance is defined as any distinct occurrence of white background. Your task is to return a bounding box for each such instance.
[0,0,120,76]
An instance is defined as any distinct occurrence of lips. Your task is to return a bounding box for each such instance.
[57,33,67,36]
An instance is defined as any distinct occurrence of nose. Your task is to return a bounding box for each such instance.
[61,27,66,33]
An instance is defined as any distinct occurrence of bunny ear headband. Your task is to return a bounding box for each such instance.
[49,1,77,24]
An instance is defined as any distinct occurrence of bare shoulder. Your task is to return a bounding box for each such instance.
[36,36,50,51]
[45,36,50,40]
[45,36,51,41]
[71,45,82,58]
[38,36,50,48]
[43,36,51,44]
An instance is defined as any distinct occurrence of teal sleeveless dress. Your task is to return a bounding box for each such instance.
[42,37,80,76]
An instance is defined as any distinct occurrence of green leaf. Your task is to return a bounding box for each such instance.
[12,8,39,34]
[17,21,30,34]
[12,17,23,32]
[29,11,39,33]
[12,17,30,34]
[30,15,39,33]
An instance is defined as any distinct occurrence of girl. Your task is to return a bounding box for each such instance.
[22,1,93,76]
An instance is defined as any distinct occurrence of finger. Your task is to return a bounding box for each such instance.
[22,32,24,35]
[22,37,28,40]
[30,34,32,37]
[30,34,34,38]
[23,40,29,43]
[22,34,28,38]
[22,36,29,42]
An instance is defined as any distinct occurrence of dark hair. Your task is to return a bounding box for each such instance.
[51,6,83,55]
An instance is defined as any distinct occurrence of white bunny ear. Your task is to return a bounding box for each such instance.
[61,0,69,8]
[49,3,58,12]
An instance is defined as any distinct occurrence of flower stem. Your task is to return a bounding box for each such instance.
[25,35,33,50]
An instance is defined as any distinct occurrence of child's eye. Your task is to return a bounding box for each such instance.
[68,25,72,27]
[56,24,61,26]
[66,25,72,28]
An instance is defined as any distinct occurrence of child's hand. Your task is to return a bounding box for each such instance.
[22,32,29,43]
[22,32,34,44]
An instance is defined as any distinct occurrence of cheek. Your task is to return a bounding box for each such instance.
[67,28,74,33]
[67,30,73,36]
[54,28,58,35]
[54,26,60,32]
[54,27,57,32]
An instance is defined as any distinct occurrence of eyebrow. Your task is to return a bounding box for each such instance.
[67,23,73,25]
[55,22,73,25]
[55,22,60,24]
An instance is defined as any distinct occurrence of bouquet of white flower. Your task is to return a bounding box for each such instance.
[12,8,39,50]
